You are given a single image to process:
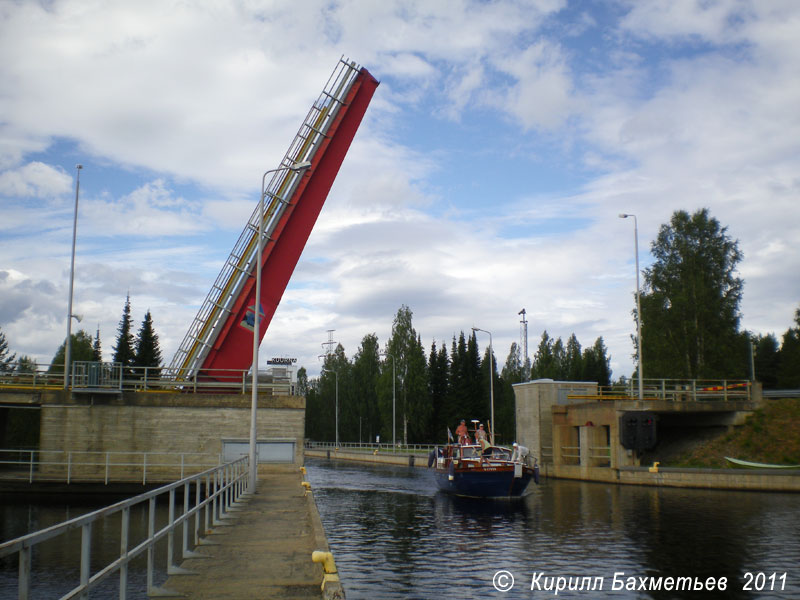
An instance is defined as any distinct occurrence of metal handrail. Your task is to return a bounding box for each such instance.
[0,456,249,600]
[0,449,225,484]
[305,441,438,454]
[579,378,753,402]
[0,361,294,395]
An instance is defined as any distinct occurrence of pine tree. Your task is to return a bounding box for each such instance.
[113,294,136,373]
[134,310,163,377]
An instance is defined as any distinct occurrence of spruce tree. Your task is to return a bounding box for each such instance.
[113,294,136,373]
[92,325,103,362]
[134,310,163,377]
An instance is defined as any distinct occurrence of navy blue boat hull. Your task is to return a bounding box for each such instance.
[434,466,534,498]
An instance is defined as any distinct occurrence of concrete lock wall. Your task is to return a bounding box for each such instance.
[34,390,305,480]
[513,379,599,467]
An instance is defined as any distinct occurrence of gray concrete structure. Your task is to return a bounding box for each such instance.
[512,379,599,466]
[0,389,305,482]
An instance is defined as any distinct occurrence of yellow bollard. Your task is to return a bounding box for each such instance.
[300,466,307,475]
[649,461,660,473]
[302,481,312,496]
[312,551,340,592]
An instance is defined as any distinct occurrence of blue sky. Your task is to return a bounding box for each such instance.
[1,0,799,380]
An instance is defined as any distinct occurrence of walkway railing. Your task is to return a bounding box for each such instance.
[0,456,249,600]
[0,449,224,484]
[0,361,293,395]
[305,441,438,455]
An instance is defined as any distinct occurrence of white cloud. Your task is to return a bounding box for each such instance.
[0,162,73,199]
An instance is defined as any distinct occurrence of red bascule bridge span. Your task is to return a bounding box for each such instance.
[165,58,379,383]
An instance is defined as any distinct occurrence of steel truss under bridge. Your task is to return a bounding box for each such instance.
[166,57,379,382]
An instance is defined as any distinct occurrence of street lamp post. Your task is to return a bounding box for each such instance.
[619,213,644,402]
[380,352,395,451]
[250,160,312,491]
[472,327,494,445]
[64,164,82,389]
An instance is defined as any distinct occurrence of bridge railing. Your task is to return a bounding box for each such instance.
[0,361,293,395]
[0,455,249,600]
[0,449,224,484]
[587,378,754,402]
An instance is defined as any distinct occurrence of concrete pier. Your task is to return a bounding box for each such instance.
[161,470,341,599]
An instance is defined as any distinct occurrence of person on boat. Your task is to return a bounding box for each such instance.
[475,423,489,449]
[455,419,470,444]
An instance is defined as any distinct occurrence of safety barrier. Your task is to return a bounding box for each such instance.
[305,441,437,455]
[0,361,292,395]
[574,378,754,403]
[0,449,224,484]
[0,456,249,599]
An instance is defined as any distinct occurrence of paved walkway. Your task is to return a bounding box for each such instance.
[161,471,329,599]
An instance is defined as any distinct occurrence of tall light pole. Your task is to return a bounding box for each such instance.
[321,368,339,446]
[619,213,644,402]
[380,351,395,451]
[472,327,494,445]
[250,160,312,491]
[64,164,82,389]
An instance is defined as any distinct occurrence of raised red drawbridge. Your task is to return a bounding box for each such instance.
[166,58,379,381]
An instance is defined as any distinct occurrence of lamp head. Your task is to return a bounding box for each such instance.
[618,213,629,218]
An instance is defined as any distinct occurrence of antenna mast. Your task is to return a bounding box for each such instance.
[519,308,528,380]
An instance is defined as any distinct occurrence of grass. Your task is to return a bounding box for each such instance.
[671,398,800,468]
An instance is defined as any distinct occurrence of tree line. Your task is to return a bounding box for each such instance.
[0,294,162,376]
[303,304,612,446]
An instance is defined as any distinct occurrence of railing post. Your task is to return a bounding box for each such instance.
[181,454,185,480]
[692,380,697,402]
[182,481,190,558]
[212,469,220,526]
[723,380,728,402]
[19,545,31,600]
[67,451,72,485]
[167,488,176,571]
[143,453,148,485]
[120,506,130,600]
[105,452,110,485]
[79,522,92,600]
[195,478,202,545]
[147,497,156,594]
[28,450,34,484]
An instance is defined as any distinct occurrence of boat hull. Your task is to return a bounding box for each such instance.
[434,465,535,498]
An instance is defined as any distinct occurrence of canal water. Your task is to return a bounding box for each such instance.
[305,458,800,599]
[1,462,798,599]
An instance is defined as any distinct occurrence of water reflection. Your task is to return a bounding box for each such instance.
[1,499,173,599]
[306,459,800,599]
